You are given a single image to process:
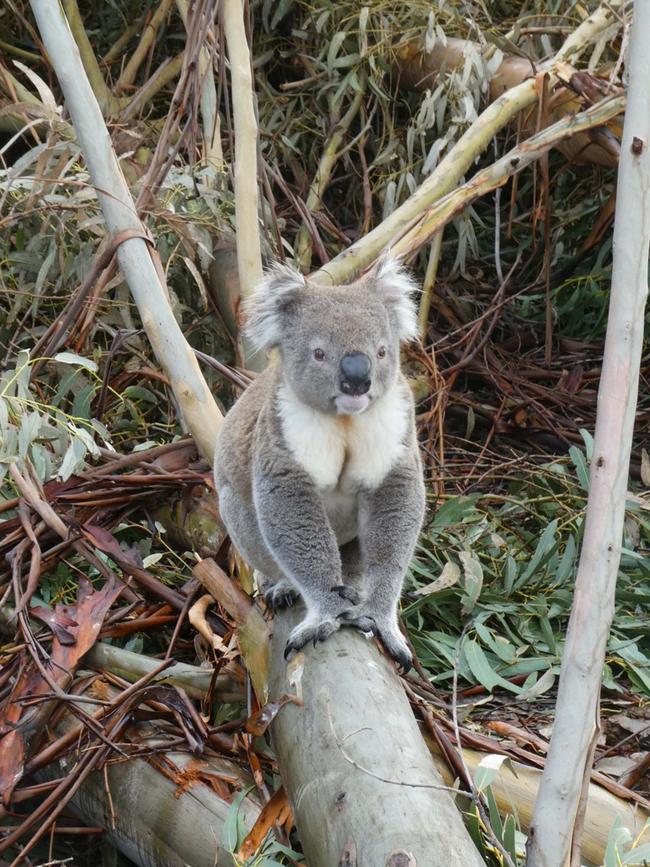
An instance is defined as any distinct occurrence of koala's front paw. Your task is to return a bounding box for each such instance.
[264,580,299,610]
[284,615,342,659]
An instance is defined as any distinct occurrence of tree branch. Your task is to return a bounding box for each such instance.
[30,0,223,461]
[222,0,263,367]
[116,0,174,92]
[526,2,650,864]
[312,0,625,285]
[393,93,625,259]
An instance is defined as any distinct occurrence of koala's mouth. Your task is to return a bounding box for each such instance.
[335,393,371,415]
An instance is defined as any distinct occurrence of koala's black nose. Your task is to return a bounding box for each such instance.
[340,352,371,395]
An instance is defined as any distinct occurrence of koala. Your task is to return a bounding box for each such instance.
[214,257,425,671]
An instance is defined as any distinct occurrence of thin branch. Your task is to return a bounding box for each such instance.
[176,0,223,170]
[60,0,116,114]
[116,0,174,92]
[295,85,365,270]
[222,0,263,367]
[392,93,625,259]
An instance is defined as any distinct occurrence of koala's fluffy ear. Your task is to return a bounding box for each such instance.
[373,255,419,341]
[244,262,306,350]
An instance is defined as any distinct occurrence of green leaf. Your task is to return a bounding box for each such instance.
[474,623,516,664]
[515,519,559,589]
[555,535,576,584]
[18,411,41,458]
[221,789,251,852]
[604,816,632,867]
[474,754,506,793]
[431,495,481,531]
[579,427,594,460]
[622,842,650,863]
[53,351,98,373]
[59,436,86,481]
[122,385,157,403]
[569,445,590,490]
[72,384,96,420]
[503,814,517,862]
[485,784,503,838]
[327,30,348,69]
[612,641,650,695]
[459,551,483,614]
[463,639,521,694]
[504,555,518,595]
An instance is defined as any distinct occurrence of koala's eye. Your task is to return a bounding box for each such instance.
[313,348,325,361]
[377,346,387,359]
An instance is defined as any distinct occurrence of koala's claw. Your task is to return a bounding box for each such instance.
[284,617,341,659]
[264,582,299,610]
[376,626,413,674]
[331,584,361,605]
[337,609,376,636]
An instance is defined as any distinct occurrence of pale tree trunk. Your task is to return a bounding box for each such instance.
[29,0,223,462]
[222,0,264,368]
[526,2,650,864]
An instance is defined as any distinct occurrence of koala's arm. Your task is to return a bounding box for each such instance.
[252,414,360,653]
[349,447,425,669]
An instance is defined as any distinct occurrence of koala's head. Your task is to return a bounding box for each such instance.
[245,257,418,416]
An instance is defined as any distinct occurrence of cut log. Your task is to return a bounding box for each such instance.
[39,691,260,867]
[84,641,244,703]
[269,609,486,866]
[427,742,650,867]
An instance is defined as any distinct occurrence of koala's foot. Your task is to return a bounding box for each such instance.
[375,622,413,673]
[284,615,342,659]
[264,580,299,610]
[331,584,362,605]
[339,610,412,672]
[337,608,376,636]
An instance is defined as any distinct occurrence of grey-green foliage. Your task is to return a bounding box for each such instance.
[252,1,623,276]
[0,349,109,485]
[404,445,650,698]
[0,139,237,494]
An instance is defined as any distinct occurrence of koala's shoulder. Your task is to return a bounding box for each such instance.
[215,365,281,492]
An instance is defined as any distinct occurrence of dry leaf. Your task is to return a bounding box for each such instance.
[237,785,292,859]
[413,561,461,596]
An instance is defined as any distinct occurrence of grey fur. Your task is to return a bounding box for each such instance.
[214,258,425,670]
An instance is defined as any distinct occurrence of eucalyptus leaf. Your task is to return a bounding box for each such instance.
[474,753,506,793]
[53,352,98,373]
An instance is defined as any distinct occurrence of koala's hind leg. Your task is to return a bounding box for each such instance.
[218,483,300,610]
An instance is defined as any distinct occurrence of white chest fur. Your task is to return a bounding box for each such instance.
[277,381,410,493]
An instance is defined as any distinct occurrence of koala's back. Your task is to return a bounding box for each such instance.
[214,364,279,499]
